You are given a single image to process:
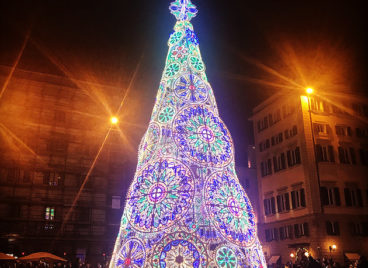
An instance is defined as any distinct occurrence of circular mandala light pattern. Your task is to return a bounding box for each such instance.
[205,171,257,247]
[152,232,207,268]
[173,106,233,167]
[174,73,208,103]
[116,239,145,268]
[158,106,176,123]
[189,56,205,72]
[216,247,237,268]
[127,158,195,232]
[168,30,184,46]
[137,123,160,168]
[165,62,181,77]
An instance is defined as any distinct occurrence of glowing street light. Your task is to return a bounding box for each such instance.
[290,253,295,258]
[304,252,309,257]
[306,87,314,94]
[110,116,118,125]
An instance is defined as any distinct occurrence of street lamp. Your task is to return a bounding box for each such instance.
[304,87,323,213]
[329,245,337,252]
[306,87,314,94]
[110,116,118,125]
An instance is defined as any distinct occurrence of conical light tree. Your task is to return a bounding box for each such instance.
[110,1,267,267]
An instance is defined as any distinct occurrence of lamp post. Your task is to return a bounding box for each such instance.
[110,116,118,125]
[305,88,324,213]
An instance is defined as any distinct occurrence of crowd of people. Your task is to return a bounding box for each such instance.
[280,255,368,268]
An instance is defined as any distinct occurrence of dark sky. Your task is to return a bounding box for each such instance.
[0,0,367,166]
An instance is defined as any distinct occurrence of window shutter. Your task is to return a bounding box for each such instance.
[295,147,301,164]
[350,148,356,164]
[291,191,296,209]
[281,153,286,169]
[360,149,366,165]
[334,187,341,206]
[273,157,277,172]
[357,189,363,207]
[320,187,329,206]
[264,199,269,215]
[294,224,299,238]
[287,150,292,167]
[338,147,344,163]
[273,228,279,241]
[300,188,306,207]
[344,188,352,206]
[328,145,335,162]
[288,225,293,239]
[304,223,309,236]
[334,222,340,235]
[260,162,265,177]
[271,197,276,214]
[279,227,284,240]
[348,127,352,136]
[277,195,282,213]
[316,144,323,162]
[265,229,270,242]
[326,221,332,235]
[267,159,272,174]
[285,193,290,211]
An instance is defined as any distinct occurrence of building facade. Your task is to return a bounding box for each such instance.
[0,65,132,265]
[251,91,368,265]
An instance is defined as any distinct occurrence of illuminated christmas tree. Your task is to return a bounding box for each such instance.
[110,1,266,267]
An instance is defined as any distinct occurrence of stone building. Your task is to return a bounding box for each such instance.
[0,65,133,264]
[250,91,368,265]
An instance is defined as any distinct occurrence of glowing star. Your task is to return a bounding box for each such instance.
[109,1,267,267]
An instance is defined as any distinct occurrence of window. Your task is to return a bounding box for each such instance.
[285,125,298,139]
[279,225,293,240]
[359,149,368,166]
[264,197,276,216]
[350,222,368,236]
[338,147,356,164]
[344,188,363,207]
[23,171,31,183]
[260,159,272,177]
[43,172,63,186]
[265,228,278,242]
[282,103,296,118]
[294,223,309,237]
[257,117,269,133]
[356,128,368,138]
[277,193,290,213]
[335,125,352,136]
[326,221,340,235]
[45,207,55,221]
[287,147,301,167]
[320,187,341,206]
[315,144,335,162]
[269,109,281,126]
[291,188,306,209]
[271,133,283,146]
[310,97,327,112]
[313,123,329,135]
[273,153,286,172]
[259,139,270,152]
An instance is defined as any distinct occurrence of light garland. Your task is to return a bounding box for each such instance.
[110,1,267,267]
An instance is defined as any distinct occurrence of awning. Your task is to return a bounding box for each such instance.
[345,253,360,261]
[268,256,280,264]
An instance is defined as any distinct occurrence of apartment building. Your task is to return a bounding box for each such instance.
[0,65,132,264]
[251,91,368,265]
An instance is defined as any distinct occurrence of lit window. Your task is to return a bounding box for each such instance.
[313,123,329,135]
[45,207,55,220]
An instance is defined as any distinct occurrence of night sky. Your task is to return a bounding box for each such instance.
[0,0,367,166]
